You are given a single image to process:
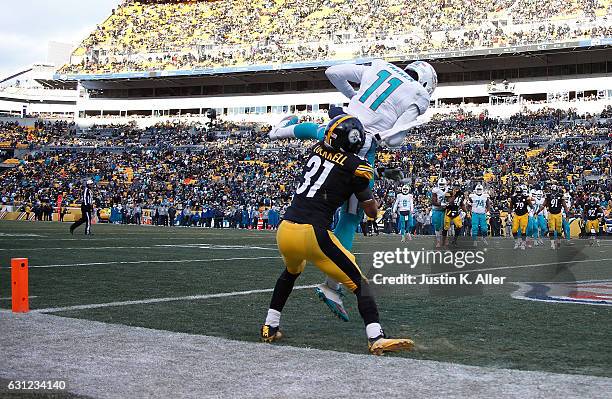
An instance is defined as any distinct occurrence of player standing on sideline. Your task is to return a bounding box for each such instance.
[541,184,569,250]
[562,191,573,244]
[393,185,414,242]
[268,59,437,320]
[70,179,94,235]
[583,195,603,247]
[261,115,414,355]
[526,188,538,248]
[442,184,465,247]
[534,189,547,246]
[431,178,448,248]
[469,184,490,247]
[510,184,531,250]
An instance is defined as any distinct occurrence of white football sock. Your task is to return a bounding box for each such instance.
[366,323,384,340]
[269,126,296,140]
[265,309,281,327]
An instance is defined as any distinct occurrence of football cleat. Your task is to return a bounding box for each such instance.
[368,335,415,356]
[481,237,488,246]
[513,241,520,249]
[260,325,282,343]
[269,115,299,140]
[315,283,349,322]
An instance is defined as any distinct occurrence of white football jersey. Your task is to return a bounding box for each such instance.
[327,59,430,141]
[528,203,536,217]
[469,193,488,214]
[393,193,414,213]
[432,187,446,210]
[562,196,572,217]
[534,197,546,215]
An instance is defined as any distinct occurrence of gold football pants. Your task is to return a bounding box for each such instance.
[512,213,529,234]
[276,220,366,293]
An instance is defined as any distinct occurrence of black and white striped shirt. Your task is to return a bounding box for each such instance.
[83,187,93,207]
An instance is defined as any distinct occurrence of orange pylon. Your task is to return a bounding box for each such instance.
[11,258,29,313]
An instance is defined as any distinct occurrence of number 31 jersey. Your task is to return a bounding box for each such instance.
[283,142,374,229]
[347,59,430,134]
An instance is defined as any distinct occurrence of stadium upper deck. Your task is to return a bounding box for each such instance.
[57,0,612,79]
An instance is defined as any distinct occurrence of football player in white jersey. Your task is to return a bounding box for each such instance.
[431,178,448,248]
[534,189,547,246]
[562,191,573,244]
[526,188,538,248]
[268,60,437,320]
[269,59,434,149]
[468,184,490,247]
[393,185,414,242]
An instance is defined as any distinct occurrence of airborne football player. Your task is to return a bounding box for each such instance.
[269,60,437,320]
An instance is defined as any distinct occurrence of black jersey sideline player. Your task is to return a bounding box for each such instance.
[442,184,466,246]
[510,184,531,250]
[260,114,414,355]
[583,195,603,247]
[540,184,569,250]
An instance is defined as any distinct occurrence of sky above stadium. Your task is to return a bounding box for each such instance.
[0,0,119,79]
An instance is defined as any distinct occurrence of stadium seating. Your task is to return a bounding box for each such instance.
[1,108,610,229]
[60,0,612,74]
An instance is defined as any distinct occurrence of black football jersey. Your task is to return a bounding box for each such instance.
[445,191,464,218]
[511,193,529,216]
[546,193,564,214]
[283,142,373,229]
[584,204,600,221]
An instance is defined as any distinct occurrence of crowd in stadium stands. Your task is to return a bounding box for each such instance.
[1,108,611,233]
[0,121,77,148]
[59,0,612,74]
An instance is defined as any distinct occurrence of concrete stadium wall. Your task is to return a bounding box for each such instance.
[74,75,612,116]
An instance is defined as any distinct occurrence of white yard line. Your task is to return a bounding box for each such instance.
[32,285,316,313]
[0,244,277,251]
[0,295,38,300]
[0,235,276,241]
[19,256,280,269]
[0,246,160,251]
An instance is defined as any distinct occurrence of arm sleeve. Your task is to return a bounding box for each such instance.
[376,104,422,147]
[325,64,367,100]
[409,194,414,213]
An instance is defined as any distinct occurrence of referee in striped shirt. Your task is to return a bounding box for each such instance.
[70,179,94,235]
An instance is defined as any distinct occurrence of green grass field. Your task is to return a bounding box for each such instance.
[1,221,610,378]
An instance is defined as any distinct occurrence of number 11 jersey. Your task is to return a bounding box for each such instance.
[347,59,430,134]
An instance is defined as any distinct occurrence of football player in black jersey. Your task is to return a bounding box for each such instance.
[261,115,414,355]
[442,184,466,246]
[510,184,531,250]
[583,195,603,247]
[540,184,569,250]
